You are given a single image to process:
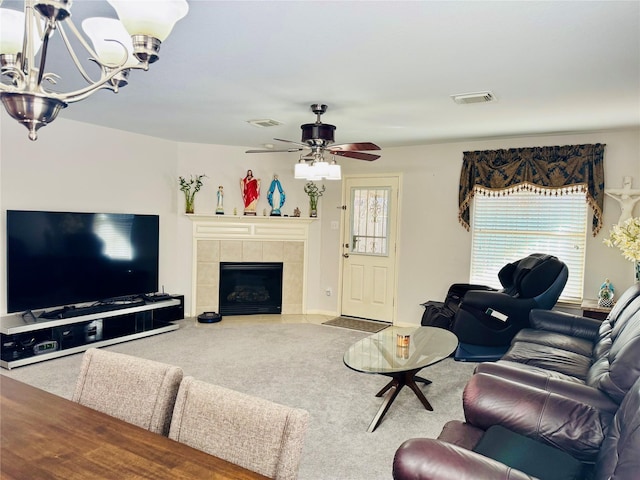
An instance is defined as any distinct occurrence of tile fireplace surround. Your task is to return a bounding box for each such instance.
[188,216,314,316]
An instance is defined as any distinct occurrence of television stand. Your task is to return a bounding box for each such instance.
[0,295,184,369]
[38,300,147,320]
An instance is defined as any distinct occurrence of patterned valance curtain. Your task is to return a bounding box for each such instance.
[458,143,605,236]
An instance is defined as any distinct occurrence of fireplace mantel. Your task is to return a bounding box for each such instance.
[187,215,315,316]
[187,214,315,240]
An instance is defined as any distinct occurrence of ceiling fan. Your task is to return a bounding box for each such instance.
[246,104,381,162]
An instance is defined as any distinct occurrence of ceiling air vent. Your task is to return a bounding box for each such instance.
[450,91,496,105]
[247,118,283,128]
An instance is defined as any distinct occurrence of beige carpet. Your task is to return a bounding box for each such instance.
[322,316,390,333]
[3,320,476,480]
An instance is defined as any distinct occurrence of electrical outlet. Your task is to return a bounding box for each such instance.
[330,221,339,230]
[325,287,332,296]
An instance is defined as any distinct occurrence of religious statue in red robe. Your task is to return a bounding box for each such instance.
[240,169,260,215]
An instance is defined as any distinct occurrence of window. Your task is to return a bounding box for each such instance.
[470,188,588,303]
[349,187,391,255]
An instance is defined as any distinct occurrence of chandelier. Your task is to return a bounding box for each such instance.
[0,0,188,140]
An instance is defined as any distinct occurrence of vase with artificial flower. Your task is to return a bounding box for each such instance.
[179,174,206,214]
[304,181,325,217]
[603,216,640,283]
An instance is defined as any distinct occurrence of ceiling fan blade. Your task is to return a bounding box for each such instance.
[273,138,310,148]
[329,142,381,152]
[331,150,381,161]
[245,148,304,153]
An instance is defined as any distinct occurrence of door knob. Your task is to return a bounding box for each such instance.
[342,253,349,258]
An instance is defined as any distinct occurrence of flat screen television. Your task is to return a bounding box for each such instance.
[6,210,159,313]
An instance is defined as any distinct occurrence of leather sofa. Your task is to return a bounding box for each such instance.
[392,284,640,479]
[475,283,640,424]
[392,373,640,480]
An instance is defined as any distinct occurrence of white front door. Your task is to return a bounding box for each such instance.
[340,174,400,322]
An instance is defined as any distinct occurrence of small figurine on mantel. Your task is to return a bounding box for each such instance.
[598,278,615,307]
[293,207,301,218]
[240,169,260,216]
[267,174,286,216]
[216,186,224,215]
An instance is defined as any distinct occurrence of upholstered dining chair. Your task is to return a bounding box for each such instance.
[169,376,310,480]
[72,348,183,436]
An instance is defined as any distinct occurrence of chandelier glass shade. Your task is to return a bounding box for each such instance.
[107,0,189,42]
[0,0,189,140]
[0,8,43,55]
[81,17,137,67]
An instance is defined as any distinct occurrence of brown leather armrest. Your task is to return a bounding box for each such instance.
[393,438,535,480]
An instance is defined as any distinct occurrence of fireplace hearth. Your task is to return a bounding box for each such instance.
[219,262,283,315]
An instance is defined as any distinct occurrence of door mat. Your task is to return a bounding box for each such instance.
[322,316,390,333]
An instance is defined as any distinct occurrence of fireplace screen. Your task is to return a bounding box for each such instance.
[219,262,283,315]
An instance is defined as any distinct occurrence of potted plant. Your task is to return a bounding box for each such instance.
[604,216,640,283]
[179,174,206,214]
[304,181,325,217]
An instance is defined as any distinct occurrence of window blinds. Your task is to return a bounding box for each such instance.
[470,189,588,303]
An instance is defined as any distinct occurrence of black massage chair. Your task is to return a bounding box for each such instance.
[423,253,569,362]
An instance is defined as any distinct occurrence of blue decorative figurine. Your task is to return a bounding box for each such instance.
[598,278,615,307]
[267,174,286,216]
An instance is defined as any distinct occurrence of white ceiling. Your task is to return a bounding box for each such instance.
[3,1,640,149]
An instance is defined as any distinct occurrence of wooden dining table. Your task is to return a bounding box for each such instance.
[0,375,269,479]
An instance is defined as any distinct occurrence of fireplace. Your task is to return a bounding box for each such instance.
[219,262,283,315]
[189,216,312,316]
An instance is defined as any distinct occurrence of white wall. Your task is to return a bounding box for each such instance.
[359,130,640,325]
[2,116,638,323]
[0,117,179,314]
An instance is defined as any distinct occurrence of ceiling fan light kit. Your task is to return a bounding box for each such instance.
[248,103,380,181]
[0,0,189,140]
[294,157,342,181]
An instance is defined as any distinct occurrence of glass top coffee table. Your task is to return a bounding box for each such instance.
[343,326,458,432]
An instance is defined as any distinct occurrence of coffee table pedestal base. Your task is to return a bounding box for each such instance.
[367,369,432,433]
